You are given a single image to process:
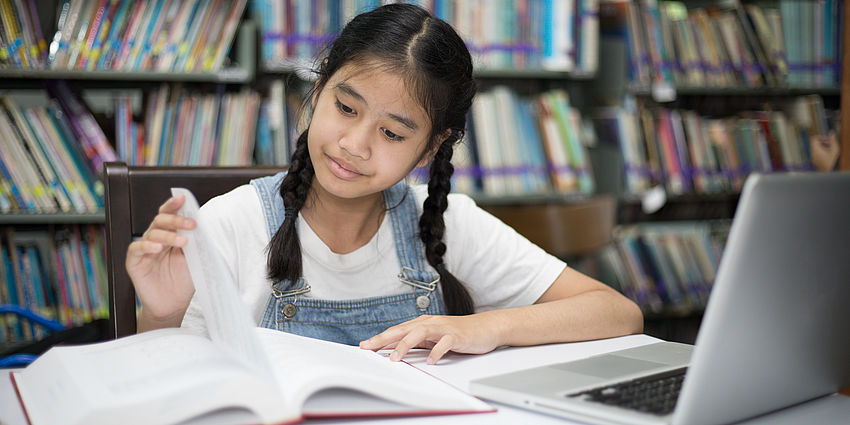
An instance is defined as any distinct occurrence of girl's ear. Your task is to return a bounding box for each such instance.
[415,129,452,168]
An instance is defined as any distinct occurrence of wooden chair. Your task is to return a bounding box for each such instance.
[102,162,285,339]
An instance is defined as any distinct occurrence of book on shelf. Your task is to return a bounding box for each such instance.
[0,0,48,69]
[453,85,596,197]
[1,224,108,344]
[536,91,579,193]
[592,104,651,195]
[596,222,726,316]
[576,0,601,75]
[0,88,106,213]
[46,80,117,172]
[598,95,833,197]
[255,79,296,166]
[469,89,506,195]
[605,0,842,90]
[10,188,494,425]
[254,0,600,74]
[780,0,840,86]
[11,0,246,72]
[115,83,261,166]
[547,89,595,194]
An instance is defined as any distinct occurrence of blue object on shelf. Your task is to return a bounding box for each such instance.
[0,304,65,332]
[0,353,38,368]
[1,304,66,367]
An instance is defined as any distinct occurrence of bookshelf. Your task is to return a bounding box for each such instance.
[0,0,256,347]
[1,0,846,348]
[591,0,847,343]
[0,0,606,347]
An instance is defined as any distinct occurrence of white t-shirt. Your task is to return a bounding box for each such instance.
[181,184,566,333]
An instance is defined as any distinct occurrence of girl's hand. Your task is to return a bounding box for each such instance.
[359,313,504,365]
[125,195,196,329]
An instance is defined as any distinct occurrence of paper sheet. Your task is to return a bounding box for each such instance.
[171,188,274,379]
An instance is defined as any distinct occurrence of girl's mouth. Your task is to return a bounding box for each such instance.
[327,155,363,179]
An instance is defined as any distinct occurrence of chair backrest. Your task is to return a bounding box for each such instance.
[103,162,285,339]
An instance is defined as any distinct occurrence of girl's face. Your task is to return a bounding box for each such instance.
[307,61,435,202]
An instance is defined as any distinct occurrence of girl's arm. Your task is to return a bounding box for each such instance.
[359,266,643,364]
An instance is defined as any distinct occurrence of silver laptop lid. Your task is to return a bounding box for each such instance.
[673,172,850,425]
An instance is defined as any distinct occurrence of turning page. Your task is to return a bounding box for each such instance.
[172,188,274,378]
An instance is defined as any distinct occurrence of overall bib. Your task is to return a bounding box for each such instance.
[252,173,446,345]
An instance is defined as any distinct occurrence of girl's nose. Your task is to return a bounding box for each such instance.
[338,122,372,160]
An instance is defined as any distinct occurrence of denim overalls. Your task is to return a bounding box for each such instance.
[251,173,446,345]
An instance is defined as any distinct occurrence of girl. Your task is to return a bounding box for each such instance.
[126,3,642,365]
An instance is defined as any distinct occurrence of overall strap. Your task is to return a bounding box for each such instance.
[383,181,439,285]
[251,172,287,240]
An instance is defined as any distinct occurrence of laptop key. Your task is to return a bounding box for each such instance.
[567,367,688,416]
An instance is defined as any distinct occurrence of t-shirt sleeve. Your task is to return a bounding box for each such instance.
[438,191,567,312]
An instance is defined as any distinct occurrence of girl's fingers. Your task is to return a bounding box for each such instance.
[143,228,188,247]
[360,314,433,351]
[360,327,405,351]
[388,327,428,362]
[147,196,195,233]
[427,335,456,365]
[359,315,431,350]
[159,194,185,213]
[150,213,195,232]
[127,240,164,258]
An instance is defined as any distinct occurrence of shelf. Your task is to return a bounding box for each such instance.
[617,192,740,224]
[619,191,740,204]
[0,68,253,84]
[470,191,595,206]
[262,61,596,82]
[0,212,105,225]
[628,84,841,98]
[473,68,595,80]
[0,19,257,87]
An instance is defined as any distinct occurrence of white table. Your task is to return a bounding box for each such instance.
[3,334,849,425]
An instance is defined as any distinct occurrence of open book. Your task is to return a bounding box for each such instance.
[10,188,494,425]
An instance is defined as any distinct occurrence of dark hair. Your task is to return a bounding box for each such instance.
[267,3,477,315]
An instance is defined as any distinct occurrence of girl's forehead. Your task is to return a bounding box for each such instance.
[331,61,406,90]
[329,62,430,122]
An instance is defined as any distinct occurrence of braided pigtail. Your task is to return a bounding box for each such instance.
[419,135,474,315]
[267,130,314,284]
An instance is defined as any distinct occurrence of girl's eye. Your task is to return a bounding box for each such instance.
[335,100,355,115]
[382,128,404,141]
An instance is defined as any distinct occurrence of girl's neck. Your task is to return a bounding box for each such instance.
[300,181,386,254]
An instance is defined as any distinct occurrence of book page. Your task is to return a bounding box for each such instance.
[13,328,287,425]
[172,188,275,379]
[253,327,493,415]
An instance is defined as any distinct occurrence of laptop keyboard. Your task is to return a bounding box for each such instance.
[566,367,688,415]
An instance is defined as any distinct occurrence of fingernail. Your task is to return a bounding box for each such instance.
[389,351,400,361]
[176,235,188,245]
[427,357,436,365]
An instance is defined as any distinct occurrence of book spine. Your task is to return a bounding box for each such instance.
[75,0,109,70]
[46,80,117,173]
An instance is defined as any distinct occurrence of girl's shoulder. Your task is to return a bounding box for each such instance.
[198,184,264,226]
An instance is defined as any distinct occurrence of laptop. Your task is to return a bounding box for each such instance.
[470,172,850,425]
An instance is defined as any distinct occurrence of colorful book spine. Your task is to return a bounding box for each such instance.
[46,80,117,173]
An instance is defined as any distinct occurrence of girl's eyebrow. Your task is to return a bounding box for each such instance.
[334,82,420,131]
